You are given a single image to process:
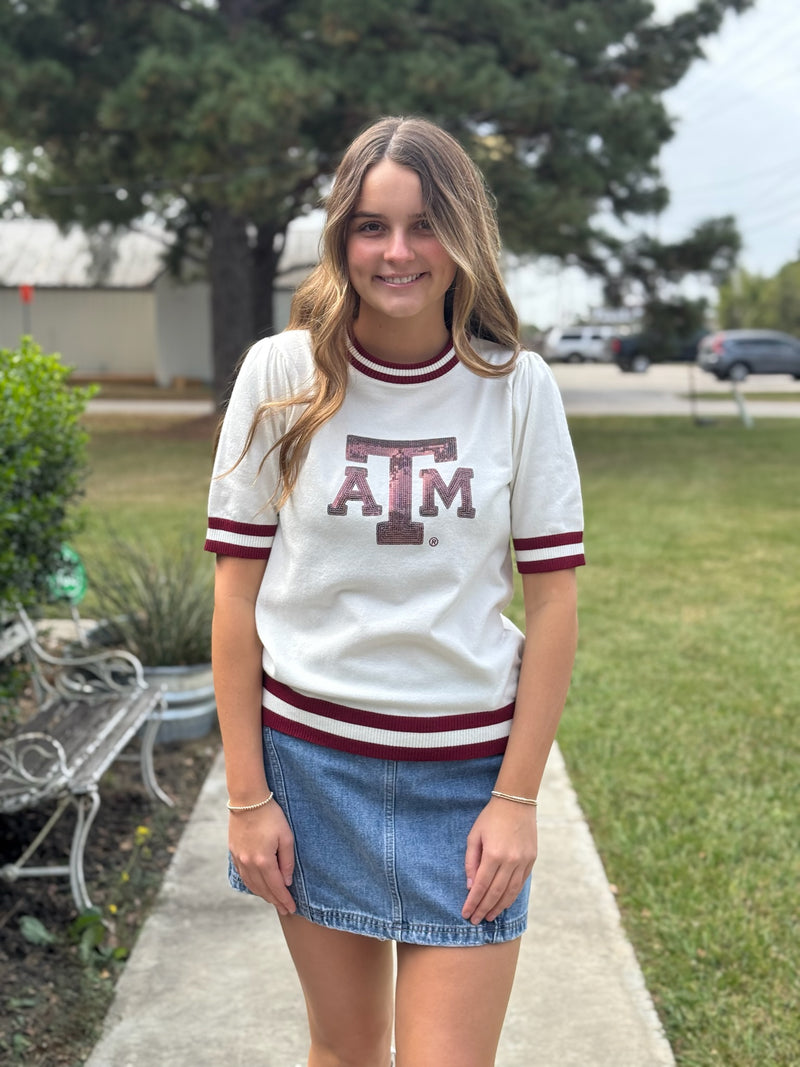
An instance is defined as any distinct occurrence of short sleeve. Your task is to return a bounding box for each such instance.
[203,337,297,560]
[510,352,585,573]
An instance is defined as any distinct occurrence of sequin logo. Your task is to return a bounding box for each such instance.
[327,435,475,545]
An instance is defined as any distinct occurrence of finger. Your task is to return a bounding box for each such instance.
[277,833,295,888]
[484,851,536,921]
[465,868,514,925]
[464,831,482,890]
[265,871,297,915]
[237,854,296,914]
[461,858,501,921]
[259,854,297,914]
[484,869,529,922]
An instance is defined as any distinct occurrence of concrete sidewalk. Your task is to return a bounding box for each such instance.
[86,745,675,1067]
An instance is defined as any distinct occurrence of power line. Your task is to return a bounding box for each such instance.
[741,199,800,234]
[683,67,800,128]
[744,214,800,239]
[667,12,800,113]
[736,166,800,219]
[696,0,800,73]
[672,155,800,197]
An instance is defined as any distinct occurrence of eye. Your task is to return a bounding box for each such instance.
[416,217,433,231]
[354,220,383,233]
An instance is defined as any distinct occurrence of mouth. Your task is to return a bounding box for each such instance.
[377,273,425,286]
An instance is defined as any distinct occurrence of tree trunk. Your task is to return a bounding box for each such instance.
[209,205,254,408]
[252,222,281,341]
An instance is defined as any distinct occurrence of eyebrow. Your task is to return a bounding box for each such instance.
[350,211,427,220]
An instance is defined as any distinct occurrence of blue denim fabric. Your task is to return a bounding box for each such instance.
[228,727,530,946]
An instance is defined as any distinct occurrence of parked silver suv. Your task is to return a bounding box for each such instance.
[698,329,800,381]
[543,324,614,363]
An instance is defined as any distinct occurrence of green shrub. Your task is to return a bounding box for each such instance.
[0,338,96,614]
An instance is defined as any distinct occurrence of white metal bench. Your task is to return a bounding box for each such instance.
[0,610,173,912]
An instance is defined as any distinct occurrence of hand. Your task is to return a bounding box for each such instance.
[461,797,538,925]
[228,802,297,916]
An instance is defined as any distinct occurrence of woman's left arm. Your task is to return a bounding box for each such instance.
[461,568,578,925]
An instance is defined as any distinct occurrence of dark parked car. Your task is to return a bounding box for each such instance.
[698,329,800,381]
[608,330,708,373]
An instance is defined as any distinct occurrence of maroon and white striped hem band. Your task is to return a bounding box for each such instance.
[262,675,513,762]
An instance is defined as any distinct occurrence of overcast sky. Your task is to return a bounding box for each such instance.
[657,0,800,274]
[513,0,800,327]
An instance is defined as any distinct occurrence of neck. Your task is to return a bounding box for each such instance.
[351,314,450,364]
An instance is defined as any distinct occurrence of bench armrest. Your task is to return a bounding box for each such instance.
[46,649,149,700]
[16,607,149,701]
[0,732,70,811]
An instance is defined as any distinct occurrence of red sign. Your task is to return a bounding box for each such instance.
[19,284,34,304]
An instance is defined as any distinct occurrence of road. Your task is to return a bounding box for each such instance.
[548,360,800,419]
[86,361,800,420]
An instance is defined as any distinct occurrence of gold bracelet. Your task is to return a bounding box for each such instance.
[227,792,274,812]
[491,789,538,807]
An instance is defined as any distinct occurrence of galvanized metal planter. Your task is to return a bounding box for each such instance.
[74,624,216,744]
[142,663,216,744]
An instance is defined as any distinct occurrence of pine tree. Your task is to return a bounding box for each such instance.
[0,0,752,401]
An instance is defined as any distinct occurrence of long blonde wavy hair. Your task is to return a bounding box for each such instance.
[245,115,521,507]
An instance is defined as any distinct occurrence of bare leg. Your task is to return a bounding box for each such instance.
[279,913,395,1067]
[394,939,521,1067]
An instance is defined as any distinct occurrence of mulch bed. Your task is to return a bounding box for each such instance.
[0,728,220,1065]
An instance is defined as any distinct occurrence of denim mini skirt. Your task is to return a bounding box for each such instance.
[228,727,530,947]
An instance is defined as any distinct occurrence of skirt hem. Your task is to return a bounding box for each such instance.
[228,864,527,947]
[294,901,528,946]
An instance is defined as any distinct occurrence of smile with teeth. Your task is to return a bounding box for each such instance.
[378,273,425,285]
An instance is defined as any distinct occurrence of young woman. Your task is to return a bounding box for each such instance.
[206,116,584,1067]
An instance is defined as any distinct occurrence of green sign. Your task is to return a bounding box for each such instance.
[48,544,88,605]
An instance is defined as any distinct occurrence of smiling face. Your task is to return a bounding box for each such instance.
[345,159,457,357]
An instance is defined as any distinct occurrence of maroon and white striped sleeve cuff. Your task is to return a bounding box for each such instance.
[513,532,585,573]
[204,517,277,559]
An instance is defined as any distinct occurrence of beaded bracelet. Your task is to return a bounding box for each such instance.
[491,789,538,807]
[227,791,274,812]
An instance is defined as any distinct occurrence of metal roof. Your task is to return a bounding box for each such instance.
[0,219,171,287]
[0,213,323,289]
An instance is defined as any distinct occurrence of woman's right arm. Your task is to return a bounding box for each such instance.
[212,555,296,915]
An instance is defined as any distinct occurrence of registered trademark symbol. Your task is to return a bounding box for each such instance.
[428,537,439,547]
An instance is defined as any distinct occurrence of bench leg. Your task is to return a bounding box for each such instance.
[1,795,73,879]
[139,711,175,808]
[69,790,102,913]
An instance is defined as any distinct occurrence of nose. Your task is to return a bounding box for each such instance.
[384,227,414,262]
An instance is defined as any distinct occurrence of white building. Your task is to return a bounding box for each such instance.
[0,215,321,385]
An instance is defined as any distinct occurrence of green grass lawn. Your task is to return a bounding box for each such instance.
[684,391,800,402]
[561,417,799,1067]
[73,415,215,601]
[74,412,799,1066]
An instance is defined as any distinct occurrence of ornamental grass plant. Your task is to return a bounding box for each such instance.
[83,532,213,668]
[74,411,216,668]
